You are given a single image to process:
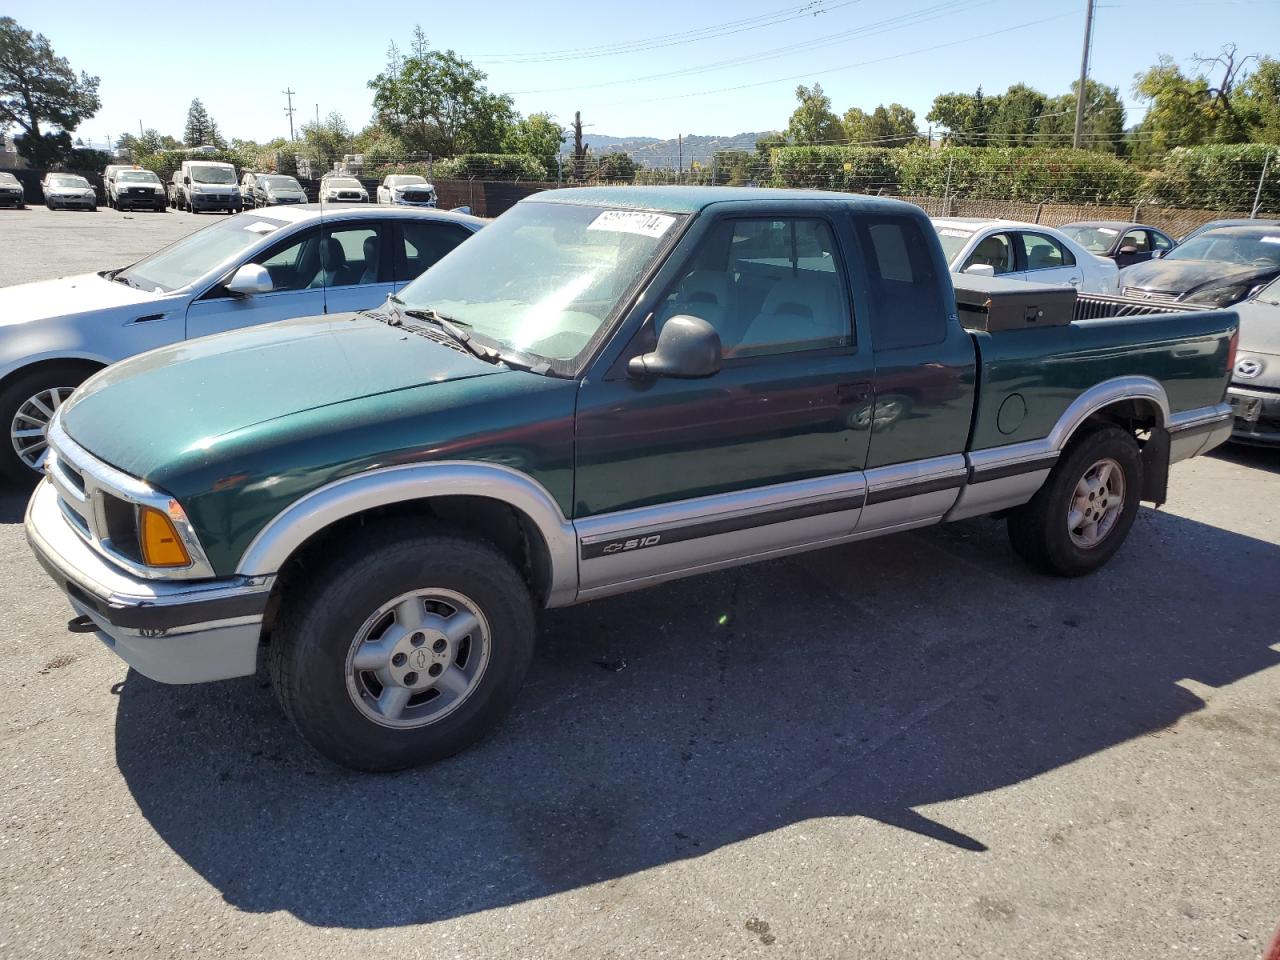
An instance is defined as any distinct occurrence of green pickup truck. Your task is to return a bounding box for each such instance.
[25,187,1238,770]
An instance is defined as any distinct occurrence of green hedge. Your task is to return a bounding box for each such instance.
[770,146,1143,203]
[1140,144,1279,211]
[133,149,250,181]
[766,144,1277,210]
[433,154,548,181]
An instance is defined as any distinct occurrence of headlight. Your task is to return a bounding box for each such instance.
[1185,281,1263,307]
[191,186,205,194]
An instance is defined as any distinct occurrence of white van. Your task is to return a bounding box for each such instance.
[170,160,241,214]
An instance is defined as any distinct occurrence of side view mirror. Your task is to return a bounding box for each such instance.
[963,263,996,278]
[628,315,721,379]
[224,263,273,296]
[1152,249,1166,259]
[183,176,191,185]
[1118,244,1140,256]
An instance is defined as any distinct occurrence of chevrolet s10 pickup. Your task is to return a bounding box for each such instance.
[24,187,1239,771]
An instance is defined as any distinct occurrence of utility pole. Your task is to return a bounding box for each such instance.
[1251,152,1272,219]
[572,111,586,183]
[1072,0,1096,149]
[283,88,297,141]
[677,134,683,183]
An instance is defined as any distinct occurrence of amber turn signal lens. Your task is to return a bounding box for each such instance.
[139,505,191,567]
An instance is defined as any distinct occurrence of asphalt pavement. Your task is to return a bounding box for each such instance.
[1,205,1278,960]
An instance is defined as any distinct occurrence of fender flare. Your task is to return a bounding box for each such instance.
[235,461,579,606]
[1046,375,1170,450]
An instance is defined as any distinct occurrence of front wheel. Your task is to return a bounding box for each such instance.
[268,522,536,771]
[0,364,89,483]
[1007,425,1142,577]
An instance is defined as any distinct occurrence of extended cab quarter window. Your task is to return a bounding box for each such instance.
[656,217,851,359]
[856,216,948,350]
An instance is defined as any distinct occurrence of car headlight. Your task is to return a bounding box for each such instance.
[1185,280,1265,307]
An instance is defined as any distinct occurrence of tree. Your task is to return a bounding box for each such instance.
[503,112,566,180]
[0,17,100,166]
[926,88,1001,146]
[1238,57,1280,143]
[1039,80,1127,153]
[183,98,221,147]
[299,111,353,169]
[842,103,917,147]
[368,26,515,157]
[1132,48,1260,154]
[786,83,842,145]
[986,83,1047,146]
[594,151,636,182]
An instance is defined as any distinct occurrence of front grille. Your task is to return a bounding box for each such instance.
[1121,287,1181,304]
[337,192,361,199]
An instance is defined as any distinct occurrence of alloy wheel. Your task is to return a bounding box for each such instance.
[11,387,74,471]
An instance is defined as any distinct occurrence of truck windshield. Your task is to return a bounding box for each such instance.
[113,215,288,293]
[118,171,160,183]
[395,201,684,369]
[190,165,236,184]
[1166,232,1280,268]
[327,178,361,189]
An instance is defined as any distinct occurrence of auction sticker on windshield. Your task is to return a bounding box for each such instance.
[588,210,676,238]
[938,228,973,239]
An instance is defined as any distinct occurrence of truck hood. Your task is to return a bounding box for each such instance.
[58,313,508,480]
[1120,259,1276,298]
[0,272,158,327]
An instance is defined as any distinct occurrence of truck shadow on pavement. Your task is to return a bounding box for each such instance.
[112,505,1280,928]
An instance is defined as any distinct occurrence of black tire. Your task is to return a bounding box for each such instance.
[0,363,93,484]
[269,521,536,771]
[1007,425,1142,577]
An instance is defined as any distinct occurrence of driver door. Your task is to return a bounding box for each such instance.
[185,227,326,339]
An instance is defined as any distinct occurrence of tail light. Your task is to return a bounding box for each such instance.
[1226,327,1239,375]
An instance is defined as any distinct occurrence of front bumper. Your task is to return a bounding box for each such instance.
[1227,385,1280,445]
[190,193,238,210]
[0,190,23,207]
[25,479,272,684]
[47,194,95,208]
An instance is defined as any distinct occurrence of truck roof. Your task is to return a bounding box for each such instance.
[529,185,922,216]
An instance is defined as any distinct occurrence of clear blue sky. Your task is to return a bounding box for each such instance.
[8,0,1279,153]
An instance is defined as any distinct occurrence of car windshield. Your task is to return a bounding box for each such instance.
[395,201,684,368]
[933,225,975,264]
[114,214,289,293]
[327,178,361,189]
[1164,232,1280,268]
[0,173,18,185]
[263,176,300,189]
[190,165,236,184]
[1253,275,1280,305]
[392,176,426,186]
[1059,225,1118,254]
[49,176,88,188]
[118,170,159,183]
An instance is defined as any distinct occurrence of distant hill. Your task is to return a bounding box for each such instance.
[559,132,776,168]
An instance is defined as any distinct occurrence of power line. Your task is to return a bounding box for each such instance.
[472,0,860,62]
[582,10,1078,108]
[510,0,996,95]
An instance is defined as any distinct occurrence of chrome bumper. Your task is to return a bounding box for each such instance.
[25,479,271,684]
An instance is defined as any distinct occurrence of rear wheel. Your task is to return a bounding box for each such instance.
[0,364,90,483]
[1007,425,1142,577]
[269,522,536,771]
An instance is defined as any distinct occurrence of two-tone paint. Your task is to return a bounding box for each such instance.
[26,186,1239,685]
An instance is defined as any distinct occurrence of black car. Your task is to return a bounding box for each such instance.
[1178,217,1280,244]
[1119,224,1280,308]
[1058,221,1175,269]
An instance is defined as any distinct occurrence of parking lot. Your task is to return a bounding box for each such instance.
[1,204,1278,960]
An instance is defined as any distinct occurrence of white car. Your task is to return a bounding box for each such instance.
[319,175,369,203]
[110,169,167,212]
[42,174,98,211]
[377,174,437,207]
[932,218,1118,294]
[0,205,483,480]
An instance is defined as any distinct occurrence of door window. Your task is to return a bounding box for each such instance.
[396,221,473,283]
[1121,229,1149,252]
[964,232,1016,275]
[314,224,385,288]
[1151,231,1173,252]
[252,229,320,292]
[655,217,850,359]
[1020,233,1075,271]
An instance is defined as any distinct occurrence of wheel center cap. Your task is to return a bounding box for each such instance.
[409,648,430,670]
